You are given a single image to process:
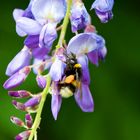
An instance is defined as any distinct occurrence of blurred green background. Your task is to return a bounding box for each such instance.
[0,0,140,140]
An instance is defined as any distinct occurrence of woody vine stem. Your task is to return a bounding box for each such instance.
[28,0,72,140]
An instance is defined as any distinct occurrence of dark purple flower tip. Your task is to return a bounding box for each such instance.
[36,75,47,89]
[8,90,31,98]
[15,130,31,140]
[25,114,33,128]
[10,116,24,127]
[32,47,49,59]
[12,100,26,111]
[24,95,41,108]
[24,35,39,49]
[3,67,31,90]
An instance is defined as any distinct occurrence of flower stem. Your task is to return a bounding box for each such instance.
[28,75,51,140]
[56,0,72,49]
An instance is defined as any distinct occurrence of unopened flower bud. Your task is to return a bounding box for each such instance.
[36,75,46,89]
[12,100,26,111]
[8,90,31,98]
[24,95,41,112]
[3,67,31,90]
[84,24,96,33]
[25,114,33,128]
[15,130,31,140]
[10,116,24,127]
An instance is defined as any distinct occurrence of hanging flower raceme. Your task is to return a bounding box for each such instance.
[91,0,114,23]
[4,0,115,139]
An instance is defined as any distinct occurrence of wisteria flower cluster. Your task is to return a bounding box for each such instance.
[4,0,114,139]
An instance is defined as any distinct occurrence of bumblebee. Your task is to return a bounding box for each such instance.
[58,53,82,98]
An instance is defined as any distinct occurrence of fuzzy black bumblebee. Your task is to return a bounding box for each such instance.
[58,53,82,98]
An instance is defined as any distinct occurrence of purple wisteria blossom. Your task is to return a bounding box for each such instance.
[16,0,66,49]
[91,0,114,23]
[70,0,90,32]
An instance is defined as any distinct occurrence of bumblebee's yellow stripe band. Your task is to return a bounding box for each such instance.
[74,63,81,68]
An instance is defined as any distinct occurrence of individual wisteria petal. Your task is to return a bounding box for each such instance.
[13,9,25,21]
[3,67,31,90]
[70,1,90,32]
[39,23,57,49]
[51,94,62,120]
[31,0,66,24]
[10,116,24,127]
[77,55,90,85]
[49,58,66,81]
[67,33,104,56]
[88,46,107,66]
[74,83,94,112]
[32,47,49,59]
[24,95,41,108]
[8,90,31,98]
[91,0,114,23]
[24,35,39,49]
[51,82,62,120]
[12,100,26,111]
[17,17,42,35]
[36,75,47,89]
[13,8,33,37]
[6,47,32,76]
[15,130,31,140]
[25,114,33,128]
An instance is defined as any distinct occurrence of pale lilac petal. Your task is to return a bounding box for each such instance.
[51,94,62,120]
[31,0,66,23]
[6,47,32,76]
[17,17,42,35]
[70,2,90,32]
[13,9,24,21]
[77,55,90,85]
[16,26,27,37]
[49,58,66,81]
[91,0,114,23]
[74,83,94,112]
[39,23,57,49]
[67,33,104,56]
